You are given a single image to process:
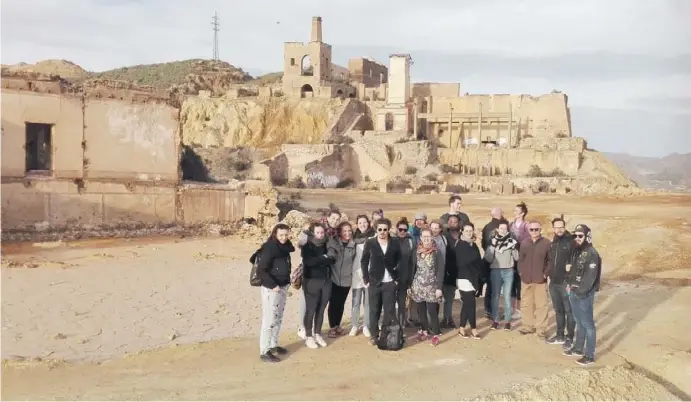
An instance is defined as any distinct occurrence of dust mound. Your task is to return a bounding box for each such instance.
[2,59,88,79]
[478,365,681,401]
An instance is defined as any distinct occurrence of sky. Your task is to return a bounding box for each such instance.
[2,0,690,157]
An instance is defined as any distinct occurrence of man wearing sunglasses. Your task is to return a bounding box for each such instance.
[361,218,402,345]
[564,224,601,366]
[517,221,551,339]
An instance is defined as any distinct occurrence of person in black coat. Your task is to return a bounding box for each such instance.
[455,222,483,339]
[256,223,295,363]
[361,218,402,345]
[301,223,336,349]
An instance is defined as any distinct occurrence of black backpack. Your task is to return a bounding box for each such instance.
[249,248,262,287]
[377,321,404,351]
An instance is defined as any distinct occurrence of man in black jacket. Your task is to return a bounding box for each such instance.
[546,216,575,348]
[564,224,602,366]
[361,218,402,345]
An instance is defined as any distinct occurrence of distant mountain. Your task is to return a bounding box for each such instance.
[604,152,691,192]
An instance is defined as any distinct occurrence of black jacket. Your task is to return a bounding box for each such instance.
[567,244,602,298]
[455,239,483,290]
[481,218,503,250]
[396,235,417,287]
[443,234,458,286]
[256,238,295,289]
[301,240,335,280]
[548,232,574,284]
[361,237,401,287]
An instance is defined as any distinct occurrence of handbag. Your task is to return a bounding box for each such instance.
[249,248,262,287]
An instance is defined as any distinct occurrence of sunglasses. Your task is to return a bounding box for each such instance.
[529,228,541,232]
[398,227,407,232]
[377,227,388,232]
[574,234,585,238]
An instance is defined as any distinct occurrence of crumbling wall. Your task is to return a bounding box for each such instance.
[439,148,581,176]
[391,140,436,174]
[180,96,343,148]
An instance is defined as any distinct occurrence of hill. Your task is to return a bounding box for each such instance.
[604,152,691,192]
[2,59,254,95]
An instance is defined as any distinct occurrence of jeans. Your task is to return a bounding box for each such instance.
[328,284,351,328]
[303,277,332,337]
[416,302,440,335]
[351,287,370,329]
[569,291,596,359]
[368,281,397,340]
[549,282,575,340]
[490,268,514,322]
[259,285,288,354]
[442,284,457,320]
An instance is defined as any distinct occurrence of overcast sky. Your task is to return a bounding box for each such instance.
[2,0,690,157]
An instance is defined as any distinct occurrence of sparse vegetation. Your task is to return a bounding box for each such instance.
[527,165,566,178]
[386,177,412,193]
[424,173,439,182]
[439,164,460,174]
[276,192,306,220]
[555,131,569,138]
[285,175,306,189]
[445,184,466,194]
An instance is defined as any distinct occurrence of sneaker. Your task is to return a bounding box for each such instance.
[314,334,328,347]
[305,337,319,349]
[563,339,573,350]
[363,327,371,338]
[418,330,429,341]
[576,356,595,366]
[431,335,440,346]
[270,346,288,355]
[349,327,359,337]
[519,327,536,335]
[504,323,512,331]
[546,336,565,345]
[563,348,584,357]
[260,351,280,363]
[297,327,306,340]
[491,322,499,330]
[512,310,522,320]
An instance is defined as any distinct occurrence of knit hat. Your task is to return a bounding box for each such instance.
[414,212,427,221]
[573,224,592,244]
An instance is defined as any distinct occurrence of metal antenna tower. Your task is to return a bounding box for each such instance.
[211,11,220,61]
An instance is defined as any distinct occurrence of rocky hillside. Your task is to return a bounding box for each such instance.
[2,59,254,95]
[605,152,691,192]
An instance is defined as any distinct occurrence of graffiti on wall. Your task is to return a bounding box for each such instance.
[307,170,340,188]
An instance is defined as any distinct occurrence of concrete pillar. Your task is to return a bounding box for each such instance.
[478,102,483,144]
[448,104,453,148]
[413,101,419,139]
[508,103,513,147]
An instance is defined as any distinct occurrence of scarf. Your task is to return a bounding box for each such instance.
[354,227,374,239]
[417,240,437,256]
[494,232,517,253]
[310,235,328,248]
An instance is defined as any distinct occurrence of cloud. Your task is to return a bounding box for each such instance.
[1,0,689,156]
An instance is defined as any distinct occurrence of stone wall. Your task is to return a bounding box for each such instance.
[1,90,179,181]
[180,96,343,148]
[439,148,581,176]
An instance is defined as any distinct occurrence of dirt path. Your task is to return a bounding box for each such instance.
[2,192,690,400]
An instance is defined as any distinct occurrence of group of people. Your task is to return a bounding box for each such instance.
[254,195,602,367]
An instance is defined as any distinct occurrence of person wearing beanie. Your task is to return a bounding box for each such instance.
[564,224,602,366]
[408,212,427,244]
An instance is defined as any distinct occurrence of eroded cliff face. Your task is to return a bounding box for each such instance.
[180,97,344,148]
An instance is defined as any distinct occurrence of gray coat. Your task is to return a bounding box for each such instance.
[329,238,357,287]
[484,242,520,269]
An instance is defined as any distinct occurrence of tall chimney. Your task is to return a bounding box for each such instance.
[311,16,322,42]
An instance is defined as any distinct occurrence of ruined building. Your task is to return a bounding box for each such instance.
[0,16,637,234]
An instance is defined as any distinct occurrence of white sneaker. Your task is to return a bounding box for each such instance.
[305,337,318,349]
[314,334,328,347]
[349,326,359,337]
[297,327,306,340]
[363,327,371,338]
[512,310,522,320]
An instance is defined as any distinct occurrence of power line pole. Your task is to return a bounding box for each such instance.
[211,11,220,61]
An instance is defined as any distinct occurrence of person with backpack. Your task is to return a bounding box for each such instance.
[409,228,445,346]
[301,223,336,349]
[395,218,417,328]
[361,218,402,346]
[255,223,295,363]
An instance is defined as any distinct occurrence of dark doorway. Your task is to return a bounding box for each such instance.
[25,122,52,173]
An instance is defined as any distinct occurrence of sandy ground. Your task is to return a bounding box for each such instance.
[2,191,690,400]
